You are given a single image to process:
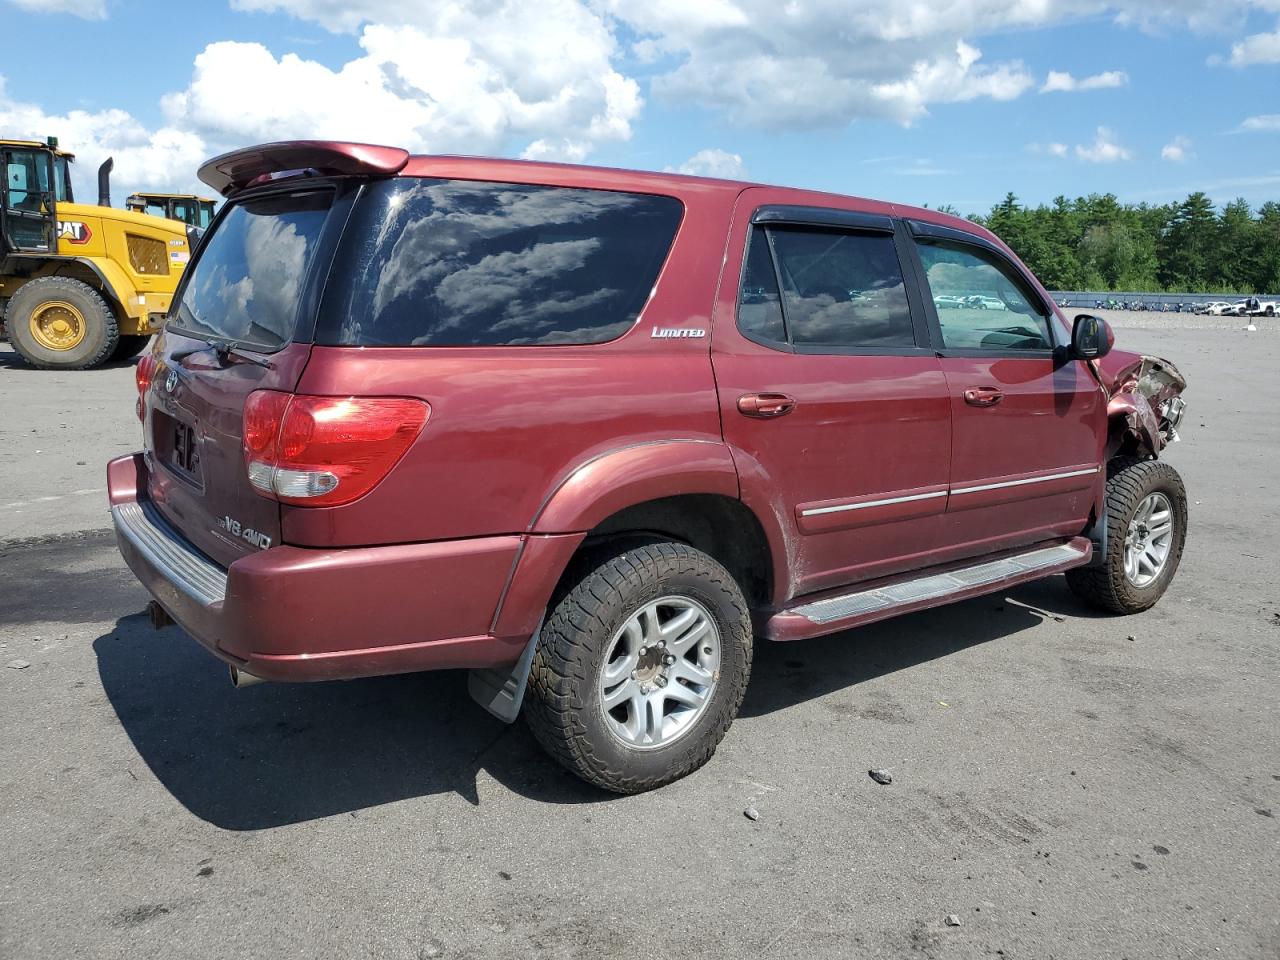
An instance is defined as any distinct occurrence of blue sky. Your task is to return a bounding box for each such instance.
[2,0,1278,214]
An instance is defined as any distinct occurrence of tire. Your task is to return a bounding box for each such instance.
[109,334,152,362]
[1066,457,1188,614]
[6,276,119,370]
[524,541,753,794]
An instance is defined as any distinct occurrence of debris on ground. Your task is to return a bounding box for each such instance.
[1127,635,1137,642]
[945,914,962,927]
[744,806,760,821]
[869,769,893,785]
[7,659,31,670]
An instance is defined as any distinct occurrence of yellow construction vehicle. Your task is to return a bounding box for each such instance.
[1,137,191,369]
[124,192,217,234]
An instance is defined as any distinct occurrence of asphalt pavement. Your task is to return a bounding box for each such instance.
[1,320,1278,959]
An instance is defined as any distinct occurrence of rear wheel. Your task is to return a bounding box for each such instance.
[1067,457,1187,614]
[109,334,152,362]
[6,277,119,370]
[524,541,752,793]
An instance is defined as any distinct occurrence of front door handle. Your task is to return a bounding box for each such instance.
[738,393,796,419]
[963,387,1004,408]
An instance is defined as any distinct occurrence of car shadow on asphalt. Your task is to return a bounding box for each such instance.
[739,575,1104,719]
[91,574,1105,830]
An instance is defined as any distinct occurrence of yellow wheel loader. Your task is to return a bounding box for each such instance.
[124,192,217,234]
[0,137,191,369]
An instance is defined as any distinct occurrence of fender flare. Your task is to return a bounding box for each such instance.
[530,439,740,534]
[65,256,137,320]
[723,444,800,605]
[4,254,134,320]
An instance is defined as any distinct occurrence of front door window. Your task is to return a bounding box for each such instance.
[916,240,1054,351]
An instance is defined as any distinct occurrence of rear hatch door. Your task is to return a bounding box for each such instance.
[143,186,341,569]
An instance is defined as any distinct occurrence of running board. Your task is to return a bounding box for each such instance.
[762,538,1091,642]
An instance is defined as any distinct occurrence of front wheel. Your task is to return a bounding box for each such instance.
[524,541,753,794]
[6,276,119,370]
[1067,458,1188,614]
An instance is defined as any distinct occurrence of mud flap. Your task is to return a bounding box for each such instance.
[468,617,542,724]
[1084,503,1109,568]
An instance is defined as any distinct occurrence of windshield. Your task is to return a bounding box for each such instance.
[170,189,332,351]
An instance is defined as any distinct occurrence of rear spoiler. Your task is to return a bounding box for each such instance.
[197,141,410,197]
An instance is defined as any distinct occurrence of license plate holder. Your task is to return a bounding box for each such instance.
[172,422,200,478]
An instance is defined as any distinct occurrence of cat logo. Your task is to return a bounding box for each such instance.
[56,220,92,244]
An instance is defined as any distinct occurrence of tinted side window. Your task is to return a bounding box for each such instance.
[916,241,1053,351]
[769,227,915,348]
[322,178,684,347]
[737,228,785,343]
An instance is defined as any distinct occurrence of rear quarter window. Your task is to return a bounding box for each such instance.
[319,178,684,347]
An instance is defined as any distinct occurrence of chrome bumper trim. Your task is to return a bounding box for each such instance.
[112,500,228,608]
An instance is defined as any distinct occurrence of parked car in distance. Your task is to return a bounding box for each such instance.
[1247,297,1276,317]
[110,141,1191,793]
[965,295,1007,311]
[1199,301,1233,315]
[933,294,967,309]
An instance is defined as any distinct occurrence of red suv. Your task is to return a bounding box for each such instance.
[109,141,1189,793]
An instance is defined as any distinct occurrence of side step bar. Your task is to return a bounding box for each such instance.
[762,538,1091,642]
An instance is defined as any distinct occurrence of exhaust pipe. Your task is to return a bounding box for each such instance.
[229,664,267,688]
[147,600,174,630]
[97,157,113,207]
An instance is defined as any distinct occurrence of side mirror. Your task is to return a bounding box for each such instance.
[1071,314,1113,360]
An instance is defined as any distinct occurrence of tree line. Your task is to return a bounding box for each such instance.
[944,192,1280,295]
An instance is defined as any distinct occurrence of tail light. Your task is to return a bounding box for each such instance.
[135,354,158,420]
[242,391,429,507]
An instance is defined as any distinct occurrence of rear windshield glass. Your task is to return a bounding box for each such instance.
[319,178,683,347]
[170,190,332,351]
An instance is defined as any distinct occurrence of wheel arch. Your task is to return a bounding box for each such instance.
[492,441,792,640]
[2,255,131,322]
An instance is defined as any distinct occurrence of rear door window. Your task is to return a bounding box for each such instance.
[170,189,333,351]
[736,224,918,351]
[319,178,683,347]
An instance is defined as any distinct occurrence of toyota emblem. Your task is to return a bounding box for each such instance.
[165,371,179,393]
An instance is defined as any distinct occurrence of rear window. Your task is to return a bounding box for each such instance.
[319,178,683,347]
[170,190,332,351]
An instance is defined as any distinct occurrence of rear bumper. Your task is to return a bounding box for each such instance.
[108,453,566,682]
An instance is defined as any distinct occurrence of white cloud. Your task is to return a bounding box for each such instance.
[0,77,207,199]
[8,0,1280,204]
[1075,127,1133,163]
[1226,28,1280,65]
[1040,70,1129,93]
[1161,135,1194,162]
[4,0,105,18]
[1238,113,1280,132]
[1028,141,1070,157]
[161,6,642,161]
[667,148,746,179]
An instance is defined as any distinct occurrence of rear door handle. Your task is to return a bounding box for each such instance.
[963,387,1004,408]
[738,393,796,419]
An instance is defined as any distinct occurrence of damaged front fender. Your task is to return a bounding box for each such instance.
[1098,354,1188,460]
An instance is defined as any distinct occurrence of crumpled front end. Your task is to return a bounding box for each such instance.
[1100,354,1188,459]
